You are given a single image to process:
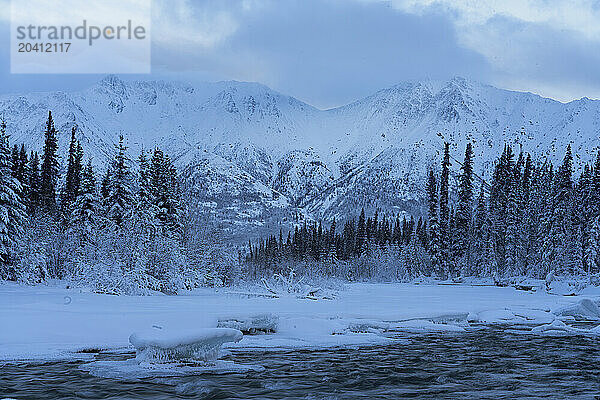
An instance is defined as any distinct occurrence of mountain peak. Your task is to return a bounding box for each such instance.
[98,74,126,88]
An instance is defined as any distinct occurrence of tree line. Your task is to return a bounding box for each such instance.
[2,110,599,288]
[247,142,600,281]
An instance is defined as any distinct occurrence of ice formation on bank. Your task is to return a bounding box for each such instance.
[217,313,279,334]
[78,327,264,380]
[554,298,600,321]
[81,359,264,380]
[129,328,243,363]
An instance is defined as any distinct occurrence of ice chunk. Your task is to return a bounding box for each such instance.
[129,328,243,363]
[466,312,479,323]
[346,320,390,334]
[531,320,579,336]
[81,359,264,380]
[475,309,554,325]
[395,320,466,332]
[217,314,278,334]
[555,299,600,321]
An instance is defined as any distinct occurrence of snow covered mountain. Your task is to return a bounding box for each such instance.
[2,75,599,232]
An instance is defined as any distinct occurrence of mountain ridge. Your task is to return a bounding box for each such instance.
[1,75,599,233]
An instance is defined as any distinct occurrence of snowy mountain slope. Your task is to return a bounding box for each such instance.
[1,75,600,230]
[181,149,306,242]
[0,76,320,163]
[301,77,600,218]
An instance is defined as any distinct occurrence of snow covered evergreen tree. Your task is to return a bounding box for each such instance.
[548,145,577,274]
[454,143,474,270]
[72,161,98,233]
[591,151,600,218]
[355,208,366,256]
[137,148,152,208]
[439,143,451,274]
[505,155,524,275]
[471,183,489,275]
[489,145,515,274]
[61,126,83,218]
[0,121,26,276]
[10,144,27,187]
[40,111,59,213]
[150,148,182,234]
[27,151,41,215]
[427,168,442,277]
[105,135,133,227]
[587,216,600,275]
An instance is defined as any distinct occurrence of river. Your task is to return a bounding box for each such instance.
[2,328,600,399]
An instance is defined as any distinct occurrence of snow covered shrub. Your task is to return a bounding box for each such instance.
[544,272,600,295]
[182,220,241,288]
[65,214,236,295]
[400,239,429,279]
[2,217,56,283]
[11,240,48,284]
[144,234,187,294]
[66,225,155,295]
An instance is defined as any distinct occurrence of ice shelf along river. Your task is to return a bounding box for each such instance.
[2,281,600,398]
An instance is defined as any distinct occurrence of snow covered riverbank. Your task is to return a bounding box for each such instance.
[2,282,600,361]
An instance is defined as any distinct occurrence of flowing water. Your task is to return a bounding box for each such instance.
[2,328,600,399]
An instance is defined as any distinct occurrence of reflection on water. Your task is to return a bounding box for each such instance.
[2,328,600,399]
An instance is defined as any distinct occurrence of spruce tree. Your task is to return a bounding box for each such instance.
[106,135,133,226]
[133,147,158,235]
[587,216,600,275]
[591,151,600,219]
[137,147,152,208]
[40,111,59,212]
[489,145,515,274]
[342,220,355,258]
[537,162,556,276]
[10,144,28,187]
[574,164,593,273]
[27,151,41,214]
[427,168,442,277]
[101,168,111,201]
[455,143,474,266]
[0,121,26,268]
[72,161,98,232]
[16,145,28,188]
[10,145,19,178]
[61,126,83,216]
[472,183,488,275]
[9,144,28,200]
[150,148,182,233]
[439,143,451,276]
[522,153,533,202]
[505,160,524,275]
[549,145,577,273]
[356,208,366,255]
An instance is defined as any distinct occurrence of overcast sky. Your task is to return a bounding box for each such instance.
[1,0,599,109]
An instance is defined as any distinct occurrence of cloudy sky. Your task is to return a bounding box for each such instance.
[0,0,599,108]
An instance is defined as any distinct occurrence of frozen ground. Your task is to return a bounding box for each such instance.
[2,281,600,361]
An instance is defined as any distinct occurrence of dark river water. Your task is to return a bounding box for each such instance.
[2,328,600,399]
